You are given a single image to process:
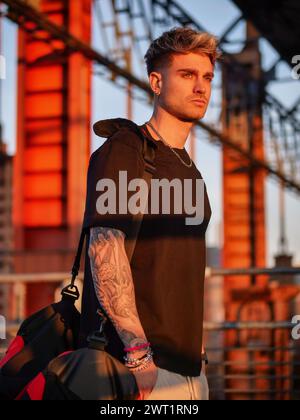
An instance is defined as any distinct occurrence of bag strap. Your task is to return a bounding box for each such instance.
[124,127,156,262]
[67,125,156,290]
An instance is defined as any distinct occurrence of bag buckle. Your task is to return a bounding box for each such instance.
[61,284,80,301]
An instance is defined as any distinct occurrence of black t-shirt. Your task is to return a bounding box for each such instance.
[80,122,212,377]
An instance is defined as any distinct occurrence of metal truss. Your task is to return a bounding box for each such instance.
[2,0,300,193]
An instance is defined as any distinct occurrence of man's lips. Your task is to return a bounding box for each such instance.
[192,99,207,105]
[191,99,207,106]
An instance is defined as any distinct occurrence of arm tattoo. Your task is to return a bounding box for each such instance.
[89,227,147,349]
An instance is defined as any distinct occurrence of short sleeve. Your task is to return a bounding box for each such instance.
[83,130,145,239]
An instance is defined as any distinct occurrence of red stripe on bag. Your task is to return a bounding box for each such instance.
[26,373,46,400]
[0,336,25,368]
[15,386,28,400]
[15,373,46,401]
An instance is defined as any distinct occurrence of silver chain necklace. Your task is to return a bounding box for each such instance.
[146,121,193,168]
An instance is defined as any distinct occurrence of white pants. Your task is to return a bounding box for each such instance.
[146,363,209,401]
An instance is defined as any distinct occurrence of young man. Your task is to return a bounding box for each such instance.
[80,27,220,400]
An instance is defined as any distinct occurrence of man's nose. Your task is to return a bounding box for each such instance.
[194,80,206,94]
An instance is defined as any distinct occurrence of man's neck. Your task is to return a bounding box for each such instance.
[147,109,193,150]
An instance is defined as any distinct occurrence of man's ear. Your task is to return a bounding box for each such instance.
[149,72,162,95]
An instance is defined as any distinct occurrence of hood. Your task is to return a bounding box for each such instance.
[93,118,158,151]
[93,118,143,139]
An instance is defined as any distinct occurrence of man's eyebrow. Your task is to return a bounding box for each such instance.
[176,68,215,78]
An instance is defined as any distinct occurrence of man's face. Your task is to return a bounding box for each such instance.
[153,52,214,122]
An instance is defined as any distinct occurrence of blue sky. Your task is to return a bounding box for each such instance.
[1,0,300,266]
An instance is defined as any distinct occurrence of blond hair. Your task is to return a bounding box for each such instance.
[144,27,221,76]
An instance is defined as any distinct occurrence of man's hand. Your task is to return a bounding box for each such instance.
[132,360,158,400]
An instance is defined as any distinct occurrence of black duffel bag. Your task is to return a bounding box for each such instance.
[16,311,138,400]
[0,229,86,401]
[0,284,81,400]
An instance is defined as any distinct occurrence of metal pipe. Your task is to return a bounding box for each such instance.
[206,266,300,277]
[0,272,84,284]
[204,321,296,330]
[0,266,299,284]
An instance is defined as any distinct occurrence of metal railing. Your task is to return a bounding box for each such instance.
[204,321,300,400]
[203,265,300,400]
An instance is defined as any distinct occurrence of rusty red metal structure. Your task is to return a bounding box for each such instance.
[13,0,92,314]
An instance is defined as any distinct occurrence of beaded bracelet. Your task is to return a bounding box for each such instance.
[124,350,151,367]
[129,356,153,373]
[125,349,153,368]
[126,351,154,372]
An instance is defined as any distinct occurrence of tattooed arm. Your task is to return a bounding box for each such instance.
[88,227,158,399]
[88,227,147,349]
